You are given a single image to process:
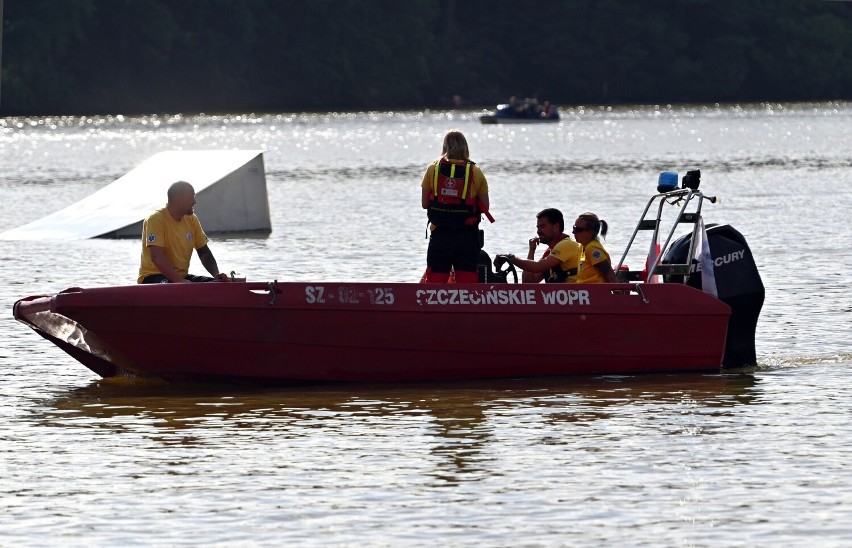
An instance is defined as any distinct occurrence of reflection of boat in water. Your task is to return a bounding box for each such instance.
[13,175,764,385]
[40,373,759,430]
[37,373,758,482]
[480,99,559,124]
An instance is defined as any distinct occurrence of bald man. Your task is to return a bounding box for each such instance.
[137,181,230,284]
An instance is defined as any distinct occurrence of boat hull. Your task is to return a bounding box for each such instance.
[13,282,731,384]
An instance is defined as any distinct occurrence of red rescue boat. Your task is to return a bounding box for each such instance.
[12,181,765,384]
[13,281,733,383]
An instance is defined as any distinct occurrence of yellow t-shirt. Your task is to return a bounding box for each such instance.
[547,237,581,283]
[577,239,611,284]
[137,208,209,283]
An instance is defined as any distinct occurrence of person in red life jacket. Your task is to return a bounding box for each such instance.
[572,211,618,283]
[421,131,490,283]
[137,181,231,284]
[494,208,580,283]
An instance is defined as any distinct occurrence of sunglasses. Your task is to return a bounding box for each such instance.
[572,225,591,232]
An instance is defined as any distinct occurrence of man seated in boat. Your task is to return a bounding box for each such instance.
[494,208,580,283]
[137,181,231,284]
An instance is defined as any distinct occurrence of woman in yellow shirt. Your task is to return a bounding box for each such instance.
[420,131,490,283]
[572,212,618,283]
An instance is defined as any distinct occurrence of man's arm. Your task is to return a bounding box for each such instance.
[150,246,190,284]
[511,254,561,275]
[522,237,542,283]
[197,245,229,281]
[495,253,560,284]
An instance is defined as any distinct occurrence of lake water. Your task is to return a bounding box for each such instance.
[1,104,851,546]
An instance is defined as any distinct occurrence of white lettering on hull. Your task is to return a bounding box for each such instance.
[305,286,395,305]
[415,288,591,307]
[305,285,592,307]
[540,289,591,305]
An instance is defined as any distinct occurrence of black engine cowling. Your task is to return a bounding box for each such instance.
[662,224,765,368]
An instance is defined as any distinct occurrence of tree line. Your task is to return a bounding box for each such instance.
[1,0,850,116]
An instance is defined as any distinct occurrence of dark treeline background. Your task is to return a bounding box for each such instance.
[1,0,851,116]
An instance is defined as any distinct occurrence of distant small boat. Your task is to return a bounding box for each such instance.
[480,101,559,124]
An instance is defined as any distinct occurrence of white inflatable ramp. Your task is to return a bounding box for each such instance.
[0,150,271,240]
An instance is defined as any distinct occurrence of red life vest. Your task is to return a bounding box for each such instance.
[427,159,480,228]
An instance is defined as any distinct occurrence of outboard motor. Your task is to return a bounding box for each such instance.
[662,225,764,368]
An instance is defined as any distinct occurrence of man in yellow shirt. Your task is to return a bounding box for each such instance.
[495,208,580,283]
[137,181,230,284]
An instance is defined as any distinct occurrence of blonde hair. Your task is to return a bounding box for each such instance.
[441,131,470,161]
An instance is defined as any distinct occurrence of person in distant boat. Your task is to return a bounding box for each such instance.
[137,181,231,284]
[421,130,490,283]
[494,208,580,283]
[509,96,522,113]
[572,212,618,283]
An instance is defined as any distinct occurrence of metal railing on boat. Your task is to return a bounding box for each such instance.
[616,188,717,284]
